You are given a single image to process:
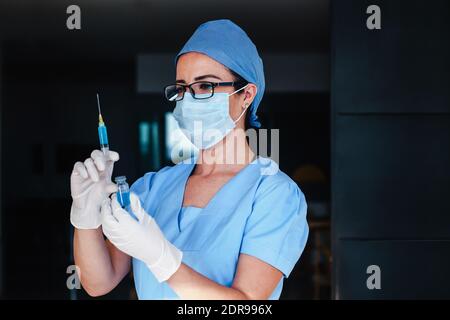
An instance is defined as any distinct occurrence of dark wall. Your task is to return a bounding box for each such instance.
[331,0,450,298]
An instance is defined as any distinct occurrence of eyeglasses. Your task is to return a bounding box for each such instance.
[164,81,247,102]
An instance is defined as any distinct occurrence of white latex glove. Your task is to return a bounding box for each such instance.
[101,193,183,283]
[70,149,119,229]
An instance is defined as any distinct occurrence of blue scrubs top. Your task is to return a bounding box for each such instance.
[130,157,309,299]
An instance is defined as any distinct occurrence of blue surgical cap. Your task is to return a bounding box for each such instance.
[176,19,265,128]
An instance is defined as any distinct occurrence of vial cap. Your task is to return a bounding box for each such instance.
[114,176,127,183]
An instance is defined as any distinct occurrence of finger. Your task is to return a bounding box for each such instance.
[101,198,111,216]
[105,183,118,194]
[84,158,99,182]
[73,162,89,179]
[91,150,106,172]
[110,194,125,219]
[101,199,119,228]
[107,150,120,162]
[130,193,145,222]
[111,194,134,223]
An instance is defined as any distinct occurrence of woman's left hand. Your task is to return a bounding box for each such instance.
[101,193,183,283]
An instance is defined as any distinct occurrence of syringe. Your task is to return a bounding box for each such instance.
[96,93,109,155]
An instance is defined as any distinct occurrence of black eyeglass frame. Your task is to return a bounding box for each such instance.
[164,80,248,101]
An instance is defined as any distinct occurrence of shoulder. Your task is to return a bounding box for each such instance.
[254,157,304,200]
[247,157,308,223]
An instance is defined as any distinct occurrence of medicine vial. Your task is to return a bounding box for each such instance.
[115,176,130,208]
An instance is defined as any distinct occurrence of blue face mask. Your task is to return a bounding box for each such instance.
[173,85,248,149]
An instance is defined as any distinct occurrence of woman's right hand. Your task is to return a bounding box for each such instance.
[70,149,120,229]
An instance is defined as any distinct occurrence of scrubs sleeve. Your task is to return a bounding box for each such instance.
[240,179,309,278]
[129,172,157,217]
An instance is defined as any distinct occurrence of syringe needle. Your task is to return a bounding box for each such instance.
[96,93,102,115]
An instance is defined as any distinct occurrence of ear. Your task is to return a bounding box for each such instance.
[243,83,258,107]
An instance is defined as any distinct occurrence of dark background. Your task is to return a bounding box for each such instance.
[0,0,448,299]
[331,0,450,299]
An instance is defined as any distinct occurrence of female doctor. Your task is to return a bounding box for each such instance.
[70,20,309,300]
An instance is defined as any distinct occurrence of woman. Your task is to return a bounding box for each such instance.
[70,19,308,300]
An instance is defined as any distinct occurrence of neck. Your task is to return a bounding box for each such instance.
[195,128,255,175]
